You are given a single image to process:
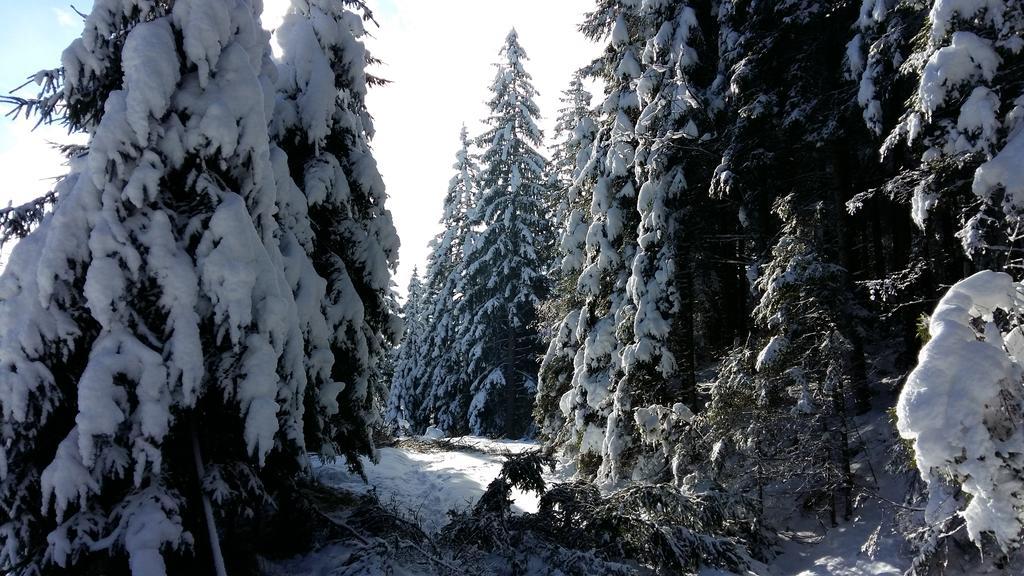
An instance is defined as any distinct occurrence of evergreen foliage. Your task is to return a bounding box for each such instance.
[385,270,427,435]
[456,30,549,438]
[535,76,598,444]
[0,1,398,573]
[6,0,1024,570]
[536,0,1024,552]
[442,451,765,575]
[394,32,550,439]
[274,0,402,465]
[418,127,481,435]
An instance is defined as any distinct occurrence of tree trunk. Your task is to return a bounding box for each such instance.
[673,215,699,410]
[192,423,229,576]
[830,144,871,414]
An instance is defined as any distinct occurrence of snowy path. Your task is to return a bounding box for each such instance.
[313,436,554,533]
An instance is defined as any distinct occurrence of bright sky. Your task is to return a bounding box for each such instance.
[0,2,88,219]
[0,0,597,295]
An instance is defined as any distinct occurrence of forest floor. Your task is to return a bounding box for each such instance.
[264,428,921,575]
[312,436,561,533]
[771,404,911,575]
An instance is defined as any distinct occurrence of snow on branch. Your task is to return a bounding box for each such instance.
[898,270,1024,551]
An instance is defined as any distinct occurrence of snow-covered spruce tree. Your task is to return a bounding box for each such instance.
[898,270,1024,556]
[417,127,481,435]
[546,74,595,237]
[386,270,428,435]
[750,196,860,524]
[880,0,1024,262]
[610,0,725,485]
[535,75,597,442]
[455,30,548,438]
[273,0,402,463]
[0,0,366,572]
[554,1,645,482]
[537,74,595,274]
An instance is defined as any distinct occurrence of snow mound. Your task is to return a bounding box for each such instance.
[898,270,1024,550]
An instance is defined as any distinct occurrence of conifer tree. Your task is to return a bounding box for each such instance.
[386,270,427,435]
[537,74,595,274]
[536,75,597,442]
[547,74,594,231]
[417,127,482,435]
[611,0,720,483]
[273,0,402,463]
[0,1,398,573]
[454,30,549,437]
[0,1,294,572]
[703,0,867,523]
[552,1,646,482]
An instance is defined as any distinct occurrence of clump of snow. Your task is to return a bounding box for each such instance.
[755,334,789,372]
[898,270,1024,550]
[857,0,890,30]
[634,403,693,446]
[919,32,1000,119]
[973,125,1024,215]
[468,369,505,435]
[422,426,445,440]
[911,179,939,229]
[172,0,233,88]
[40,429,97,522]
[928,0,1007,42]
[955,86,1001,153]
[117,488,187,576]
[580,423,605,455]
[122,19,181,145]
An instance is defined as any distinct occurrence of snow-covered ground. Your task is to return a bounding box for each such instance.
[774,520,905,576]
[313,436,557,533]
[308,431,918,575]
[771,401,912,576]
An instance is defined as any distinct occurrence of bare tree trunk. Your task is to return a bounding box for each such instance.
[672,218,698,410]
[829,380,854,523]
[192,423,229,576]
[830,144,871,414]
